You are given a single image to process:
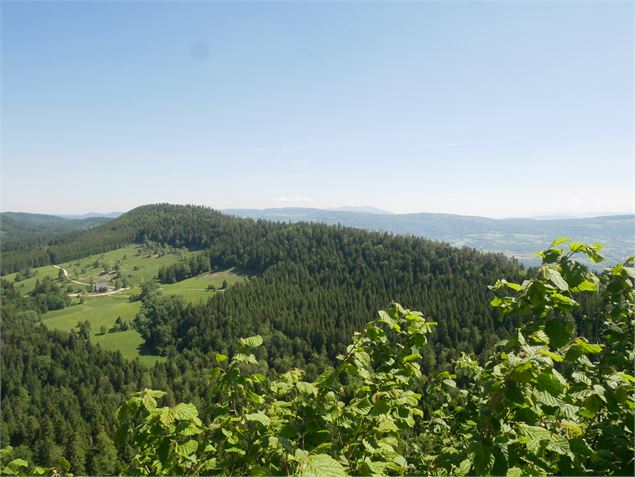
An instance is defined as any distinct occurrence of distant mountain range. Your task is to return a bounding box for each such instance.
[57,212,123,220]
[224,208,635,266]
[326,206,394,215]
[0,212,114,244]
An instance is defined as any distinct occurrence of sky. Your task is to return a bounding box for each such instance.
[1,1,633,218]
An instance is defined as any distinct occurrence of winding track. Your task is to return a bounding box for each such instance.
[52,264,90,285]
[53,264,131,296]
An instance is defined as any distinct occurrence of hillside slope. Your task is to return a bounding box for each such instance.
[2,204,524,368]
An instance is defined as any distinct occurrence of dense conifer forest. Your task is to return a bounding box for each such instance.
[1,205,632,475]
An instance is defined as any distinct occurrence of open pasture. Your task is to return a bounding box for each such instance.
[30,245,247,365]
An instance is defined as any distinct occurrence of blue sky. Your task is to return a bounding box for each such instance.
[2,1,633,217]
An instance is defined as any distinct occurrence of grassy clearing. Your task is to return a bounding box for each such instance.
[44,293,140,334]
[40,293,166,366]
[94,330,163,367]
[5,265,63,293]
[161,269,245,302]
[31,245,247,366]
[4,244,185,294]
[68,244,184,287]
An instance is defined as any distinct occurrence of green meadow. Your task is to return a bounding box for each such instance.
[10,244,246,366]
[41,293,164,366]
[161,269,244,302]
[6,243,185,294]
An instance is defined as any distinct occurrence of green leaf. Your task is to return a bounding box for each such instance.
[351,397,373,415]
[402,353,421,363]
[530,330,550,345]
[545,319,573,348]
[536,370,565,395]
[552,293,576,306]
[569,241,585,252]
[377,417,399,433]
[296,381,318,396]
[519,423,550,440]
[456,458,472,477]
[537,348,563,362]
[175,439,198,457]
[239,335,263,348]
[518,424,550,453]
[245,411,271,427]
[58,456,71,473]
[404,312,424,322]
[569,242,605,262]
[571,371,592,385]
[533,389,560,407]
[141,392,160,410]
[570,338,603,354]
[616,372,635,383]
[209,367,222,382]
[300,454,348,477]
[546,434,572,457]
[6,459,28,473]
[544,268,569,291]
[509,361,534,382]
[249,465,272,475]
[159,408,175,426]
[566,338,603,361]
[234,352,258,364]
[504,281,523,291]
[571,280,597,292]
[247,390,265,404]
[176,422,202,436]
[248,465,272,475]
[173,403,199,420]
[31,467,52,476]
[473,445,495,475]
[225,447,246,455]
[276,436,296,453]
[551,237,570,247]
[506,467,523,477]
[443,378,457,388]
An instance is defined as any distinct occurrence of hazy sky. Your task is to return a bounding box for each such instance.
[2,1,633,217]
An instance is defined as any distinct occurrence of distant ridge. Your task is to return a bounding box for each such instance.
[224,207,635,266]
[58,212,124,220]
[327,206,394,215]
[0,212,113,244]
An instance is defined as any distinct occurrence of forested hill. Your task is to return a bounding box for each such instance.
[0,212,112,252]
[4,203,527,372]
[225,207,635,266]
[2,203,530,473]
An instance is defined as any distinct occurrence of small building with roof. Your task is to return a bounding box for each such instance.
[93,280,109,293]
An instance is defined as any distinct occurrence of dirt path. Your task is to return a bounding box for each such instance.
[54,264,131,297]
[68,287,130,298]
[53,264,91,286]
